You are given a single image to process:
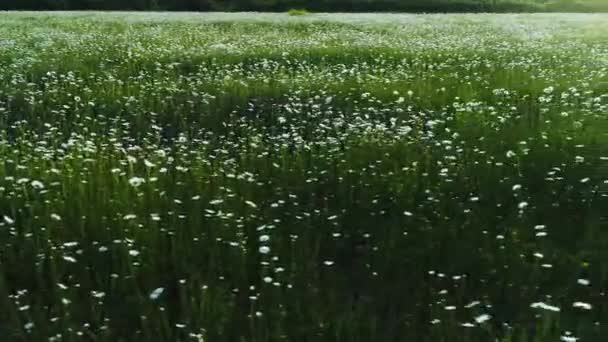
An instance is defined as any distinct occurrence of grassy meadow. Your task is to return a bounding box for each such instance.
[0,12,607,341]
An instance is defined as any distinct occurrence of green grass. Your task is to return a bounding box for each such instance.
[0,12,607,341]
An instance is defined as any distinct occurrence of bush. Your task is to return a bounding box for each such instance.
[287,8,310,16]
[544,0,588,12]
[544,0,608,12]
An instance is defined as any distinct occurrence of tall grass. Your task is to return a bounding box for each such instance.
[0,12,606,341]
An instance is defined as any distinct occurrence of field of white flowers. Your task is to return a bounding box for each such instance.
[0,12,607,341]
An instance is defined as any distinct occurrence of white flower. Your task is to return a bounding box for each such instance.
[259,235,270,242]
[572,302,592,310]
[149,287,164,300]
[259,246,270,254]
[92,291,106,298]
[474,314,491,324]
[63,256,77,263]
[530,302,560,312]
[31,180,45,189]
[128,177,145,188]
[464,301,480,308]
[577,278,590,286]
[263,276,273,283]
[123,214,137,220]
[3,215,14,225]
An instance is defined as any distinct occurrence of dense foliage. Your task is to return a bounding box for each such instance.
[1,0,607,12]
[0,12,607,341]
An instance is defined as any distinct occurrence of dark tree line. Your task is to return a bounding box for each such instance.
[0,0,555,12]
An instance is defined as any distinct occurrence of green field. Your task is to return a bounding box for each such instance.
[0,12,607,341]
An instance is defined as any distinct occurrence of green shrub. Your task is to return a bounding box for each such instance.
[287,8,310,16]
[544,0,608,12]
